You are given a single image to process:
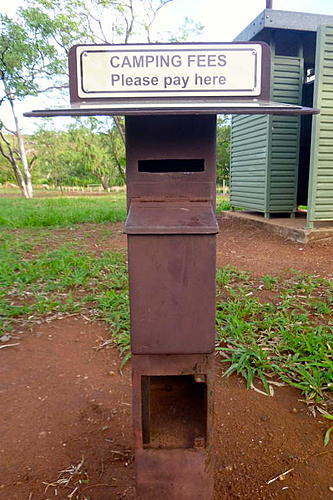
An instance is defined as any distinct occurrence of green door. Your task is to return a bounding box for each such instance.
[268,57,303,215]
[307,25,333,227]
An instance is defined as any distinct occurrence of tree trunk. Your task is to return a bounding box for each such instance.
[12,160,30,198]
[0,130,29,197]
[100,175,109,191]
[9,96,33,198]
[114,116,125,145]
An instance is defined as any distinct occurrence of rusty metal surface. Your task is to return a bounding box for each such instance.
[131,353,214,375]
[125,201,218,234]
[132,354,215,500]
[128,234,216,354]
[135,449,214,500]
[126,115,217,497]
[131,354,214,448]
[126,116,217,356]
[125,115,216,206]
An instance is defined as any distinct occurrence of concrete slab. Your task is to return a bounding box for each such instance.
[220,211,333,244]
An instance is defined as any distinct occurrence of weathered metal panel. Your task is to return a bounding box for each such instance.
[135,449,214,500]
[132,354,214,499]
[125,201,218,234]
[125,115,216,204]
[131,355,214,447]
[126,115,216,498]
[128,234,216,354]
[308,25,333,225]
[230,114,269,212]
[126,115,217,356]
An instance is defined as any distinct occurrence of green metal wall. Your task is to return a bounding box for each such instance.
[230,114,269,211]
[307,25,333,226]
[230,56,303,216]
[269,57,303,213]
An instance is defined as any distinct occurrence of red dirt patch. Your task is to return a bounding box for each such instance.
[216,216,333,278]
[1,317,332,499]
[18,216,333,278]
[17,222,127,258]
[214,372,333,500]
[0,318,135,500]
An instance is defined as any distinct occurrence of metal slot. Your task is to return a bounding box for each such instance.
[138,159,205,173]
[141,375,207,449]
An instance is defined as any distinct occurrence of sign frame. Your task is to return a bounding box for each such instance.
[68,42,272,104]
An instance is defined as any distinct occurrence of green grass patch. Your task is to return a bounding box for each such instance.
[216,267,333,404]
[0,236,129,351]
[1,226,332,409]
[216,196,230,213]
[0,194,230,228]
[0,195,126,228]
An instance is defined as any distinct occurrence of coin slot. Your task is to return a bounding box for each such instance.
[138,159,205,173]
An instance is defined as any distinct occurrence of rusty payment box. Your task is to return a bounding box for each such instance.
[125,114,217,498]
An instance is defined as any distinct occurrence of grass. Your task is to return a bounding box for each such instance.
[1,230,332,409]
[0,193,230,228]
[0,237,129,349]
[0,195,331,411]
[323,414,333,446]
[216,196,230,213]
[0,194,126,228]
[216,267,333,406]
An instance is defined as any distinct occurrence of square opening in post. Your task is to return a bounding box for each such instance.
[141,375,207,449]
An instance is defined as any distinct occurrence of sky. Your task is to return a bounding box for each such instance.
[1,0,333,133]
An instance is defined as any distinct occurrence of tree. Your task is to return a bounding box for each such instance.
[68,118,126,188]
[106,120,126,184]
[0,9,65,197]
[1,0,203,197]
[216,116,230,186]
[33,118,126,189]
[33,128,78,189]
[0,135,16,184]
[30,0,201,46]
[28,0,203,142]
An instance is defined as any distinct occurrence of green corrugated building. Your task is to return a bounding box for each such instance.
[231,8,333,228]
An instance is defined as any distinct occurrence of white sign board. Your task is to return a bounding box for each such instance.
[74,43,262,99]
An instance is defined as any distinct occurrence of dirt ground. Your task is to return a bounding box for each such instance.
[1,216,332,500]
[19,216,333,278]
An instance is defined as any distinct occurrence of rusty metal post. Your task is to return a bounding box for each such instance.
[125,114,218,499]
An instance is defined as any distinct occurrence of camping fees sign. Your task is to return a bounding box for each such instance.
[69,43,270,102]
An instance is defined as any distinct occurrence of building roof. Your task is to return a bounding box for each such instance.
[235,8,333,42]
